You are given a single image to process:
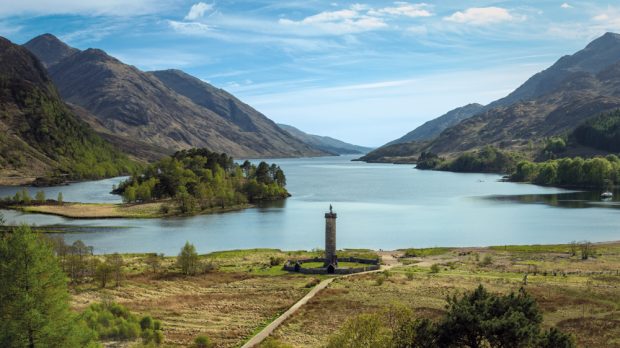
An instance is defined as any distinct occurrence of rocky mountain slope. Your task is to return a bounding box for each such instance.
[277,124,372,155]
[362,32,620,162]
[387,103,484,145]
[0,37,136,184]
[23,34,325,159]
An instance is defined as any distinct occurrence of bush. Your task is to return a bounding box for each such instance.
[193,335,212,348]
[430,264,440,273]
[479,254,493,266]
[269,256,284,266]
[81,302,165,345]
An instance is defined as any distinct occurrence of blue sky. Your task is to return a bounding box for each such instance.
[2,1,620,146]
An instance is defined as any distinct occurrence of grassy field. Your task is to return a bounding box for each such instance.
[263,242,620,348]
[17,201,251,219]
[67,244,620,347]
[70,249,344,347]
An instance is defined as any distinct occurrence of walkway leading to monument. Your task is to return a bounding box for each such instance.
[240,254,400,348]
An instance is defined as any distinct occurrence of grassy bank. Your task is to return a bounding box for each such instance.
[14,201,252,219]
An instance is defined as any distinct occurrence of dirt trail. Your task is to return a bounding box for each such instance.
[241,254,401,347]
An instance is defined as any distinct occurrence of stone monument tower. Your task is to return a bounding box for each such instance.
[324,204,337,268]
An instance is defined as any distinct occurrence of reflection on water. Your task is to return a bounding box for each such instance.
[485,189,620,209]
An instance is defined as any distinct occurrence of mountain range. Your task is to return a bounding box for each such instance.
[0,37,136,184]
[23,34,326,159]
[277,124,372,155]
[361,32,620,163]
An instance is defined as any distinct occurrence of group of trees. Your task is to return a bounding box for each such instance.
[45,236,124,287]
[2,189,64,205]
[573,110,620,153]
[116,148,289,213]
[512,155,620,188]
[416,146,519,174]
[0,217,165,347]
[327,285,574,348]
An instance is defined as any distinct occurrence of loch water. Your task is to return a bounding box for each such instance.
[1,155,619,255]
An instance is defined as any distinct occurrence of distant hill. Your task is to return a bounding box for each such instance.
[23,34,326,159]
[387,103,484,145]
[361,32,620,163]
[0,36,137,184]
[277,124,372,155]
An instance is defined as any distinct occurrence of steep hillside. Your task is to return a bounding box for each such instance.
[277,124,372,155]
[426,61,620,155]
[361,32,620,163]
[387,103,484,144]
[24,34,325,158]
[490,32,620,108]
[0,37,137,184]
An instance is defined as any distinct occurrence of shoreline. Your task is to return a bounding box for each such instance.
[9,201,253,219]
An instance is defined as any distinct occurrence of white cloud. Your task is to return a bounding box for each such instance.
[0,0,168,17]
[560,3,573,9]
[279,6,387,35]
[444,7,514,25]
[168,20,212,35]
[592,7,620,30]
[368,3,432,18]
[184,2,213,21]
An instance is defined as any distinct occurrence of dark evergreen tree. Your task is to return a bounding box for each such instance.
[0,225,96,347]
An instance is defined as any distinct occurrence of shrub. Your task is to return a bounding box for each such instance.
[479,254,493,266]
[140,316,154,331]
[430,264,440,273]
[269,256,284,266]
[84,305,165,345]
[193,335,213,348]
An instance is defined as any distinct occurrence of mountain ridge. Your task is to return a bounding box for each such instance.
[277,124,372,155]
[23,34,327,159]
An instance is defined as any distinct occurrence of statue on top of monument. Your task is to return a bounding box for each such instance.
[329,204,333,213]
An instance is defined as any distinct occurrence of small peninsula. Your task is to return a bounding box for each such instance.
[3,148,289,218]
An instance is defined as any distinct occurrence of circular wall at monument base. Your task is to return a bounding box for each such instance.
[283,257,380,275]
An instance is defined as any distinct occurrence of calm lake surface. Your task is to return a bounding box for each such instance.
[1,155,619,255]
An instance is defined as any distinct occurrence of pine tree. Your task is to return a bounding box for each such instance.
[0,225,96,347]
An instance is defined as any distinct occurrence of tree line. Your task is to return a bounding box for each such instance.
[115,148,289,213]
[416,146,520,174]
[512,155,620,188]
[2,189,63,205]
